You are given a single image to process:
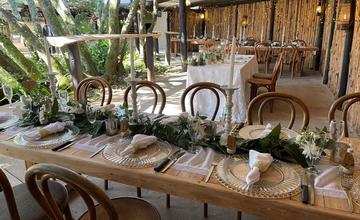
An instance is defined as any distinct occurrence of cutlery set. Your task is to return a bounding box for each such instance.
[154,149,185,173]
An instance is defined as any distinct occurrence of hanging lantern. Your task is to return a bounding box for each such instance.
[241,16,249,27]
[337,0,352,30]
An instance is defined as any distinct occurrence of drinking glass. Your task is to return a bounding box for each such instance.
[86,106,97,124]
[58,90,69,112]
[2,85,13,108]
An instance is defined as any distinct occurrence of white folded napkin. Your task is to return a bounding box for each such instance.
[245,150,273,188]
[24,121,72,141]
[73,134,123,152]
[174,147,216,175]
[121,134,157,155]
[258,123,272,138]
[314,166,346,198]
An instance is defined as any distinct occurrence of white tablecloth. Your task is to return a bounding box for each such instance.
[186,55,258,122]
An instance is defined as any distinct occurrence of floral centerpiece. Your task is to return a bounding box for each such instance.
[295,127,335,168]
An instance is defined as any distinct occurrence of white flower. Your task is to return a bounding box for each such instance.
[300,140,322,160]
[219,133,228,146]
[160,116,179,125]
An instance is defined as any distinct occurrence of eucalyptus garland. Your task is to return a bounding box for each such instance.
[129,114,309,168]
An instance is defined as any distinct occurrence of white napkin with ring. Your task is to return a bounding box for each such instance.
[121,134,157,155]
[245,150,273,189]
[24,121,72,141]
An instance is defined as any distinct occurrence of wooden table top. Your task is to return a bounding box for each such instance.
[0,136,359,220]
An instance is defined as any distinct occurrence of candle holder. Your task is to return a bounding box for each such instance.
[221,85,238,154]
[127,79,139,122]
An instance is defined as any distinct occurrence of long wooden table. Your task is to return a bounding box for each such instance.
[0,137,359,220]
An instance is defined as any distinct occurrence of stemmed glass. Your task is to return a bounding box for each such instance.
[58,90,69,112]
[2,85,13,109]
[86,105,97,125]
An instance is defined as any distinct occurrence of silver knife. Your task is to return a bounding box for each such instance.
[160,151,185,173]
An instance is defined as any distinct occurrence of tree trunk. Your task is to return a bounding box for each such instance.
[40,0,98,76]
[0,33,41,79]
[0,49,36,93]
[0,9,44,52]
[26,0,42,35]
[105,0,140,80]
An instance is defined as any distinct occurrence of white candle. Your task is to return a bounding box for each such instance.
[239,26,243,41]
[260,24,264,42]
[212,25,215,39]
[229,37,236,88]
[281,25,286,45]
[204,25,207,38]
[227,23,230,40]
[193,25,196,38]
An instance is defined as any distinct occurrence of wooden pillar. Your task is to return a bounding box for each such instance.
[68,43,82,88]
[314,0,326,71]
[234,5,239,37]
[267,0,276,41]
[179,0,188,72]
[146,36,155,81]
[165,12,171,65]
[323,0,338,84]
[338,0,356,97]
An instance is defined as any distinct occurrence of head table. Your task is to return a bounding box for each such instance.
[0,110,359,220]
[186,55,258,122]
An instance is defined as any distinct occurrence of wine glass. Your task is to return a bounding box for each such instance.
[86,105,97,124]
[2,85,13,108]
[58,90,69,112]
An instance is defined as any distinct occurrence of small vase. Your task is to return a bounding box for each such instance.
[307,157,320,175]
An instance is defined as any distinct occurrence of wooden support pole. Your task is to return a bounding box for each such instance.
[146,36,155,81]
[323,0,338,84]
[267,0,276,41]
[165,12,171,65]
[68,43,82,88]
[234,5,239,37]
[179,0,188,72]
[314,0,326,71]
[338,0,356,97]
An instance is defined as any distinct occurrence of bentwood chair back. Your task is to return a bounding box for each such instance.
[247,92,310,130]
[281,44,302,79]
[254,42,272,74]
[328,92,360,137]
[181,82,226,121]
[76,77,112,106]
[25,163,161,220]
[0,167,70,220]
[123,80,166,114]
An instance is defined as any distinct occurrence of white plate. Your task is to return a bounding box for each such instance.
[0,112,19,129]
[102,139,173,168]
[237,125,298,140]
[216,156,301,198]
[14,126,79,149]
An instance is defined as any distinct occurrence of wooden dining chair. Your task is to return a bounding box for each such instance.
[124,80,166,200]
[254,42,272,75]
[25,163,161,220]
[328,92,360,137]
[180,82,226,121]
[0,167,70,220]
[123,80,166,114]
[76,77,111,190]
[291,39,307,77]
[248,53,284,105]
[247,92,310,130]
[180,82,226,217]
[76,77,112,106]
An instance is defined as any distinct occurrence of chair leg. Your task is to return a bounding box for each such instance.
[237,211,242,220]
[137,187,142,198]
[63,203,72,220]
[104,180,109,190]
[250,84,258,101]
[166,194,171,208]
[204,203,208,218]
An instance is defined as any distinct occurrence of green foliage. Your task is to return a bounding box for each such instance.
[89,40,109,75]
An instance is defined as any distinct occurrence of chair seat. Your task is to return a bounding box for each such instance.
[248,77,272,86]
[252,73,272,80]
[79,197,161,220]
[0,181,68,220]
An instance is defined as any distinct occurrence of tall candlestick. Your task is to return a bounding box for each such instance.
[281,25,286,45]
[226,23,230,40]
[260,24,264,42]
[204,25,207,38]
[212,25,215,39]
[229,37,236,88]
[193,25,196,38]
[44,38,57,99]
